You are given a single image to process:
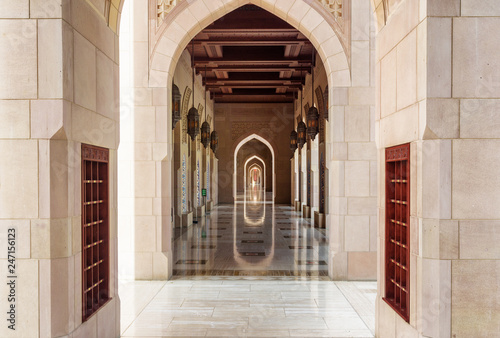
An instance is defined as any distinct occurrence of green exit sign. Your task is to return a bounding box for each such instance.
[202,189,207,197]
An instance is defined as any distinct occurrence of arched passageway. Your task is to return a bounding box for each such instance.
[236,138,273,201]
[247,161,264,190]
[5,0,500,336]
[117,0,376,292]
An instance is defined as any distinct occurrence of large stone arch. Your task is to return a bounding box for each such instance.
[119,0,378,284]
[139,0,378,282]
[148,0,351,90]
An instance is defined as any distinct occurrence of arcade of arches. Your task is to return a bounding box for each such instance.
[1,0,499,337]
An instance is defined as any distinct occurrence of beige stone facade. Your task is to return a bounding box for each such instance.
[0,0,499,337]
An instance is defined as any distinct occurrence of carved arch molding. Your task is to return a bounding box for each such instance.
[149,0,353,65]
[97,0,387,49]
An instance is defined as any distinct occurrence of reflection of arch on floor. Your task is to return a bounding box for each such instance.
[245,156,265,191]
[234,134,275,202]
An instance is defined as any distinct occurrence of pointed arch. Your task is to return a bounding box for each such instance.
[234,134,275,202]
[148,0,351,89]
[245,155,266,192]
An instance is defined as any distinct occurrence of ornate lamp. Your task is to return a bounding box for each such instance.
[187,40,200,141]
[172,83,181,130]
[200,66,211,148]
[210,130,218,153]
[290,130,298,152]
[307,49,319,141]
[201,120,210,148]
[297,78,307,149]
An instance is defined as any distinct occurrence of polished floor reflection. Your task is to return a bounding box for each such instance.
[120,193,376,337]
[120,278,376,337]
[173,188,328,277]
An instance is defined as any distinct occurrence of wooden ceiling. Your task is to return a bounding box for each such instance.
[190,5,315,104]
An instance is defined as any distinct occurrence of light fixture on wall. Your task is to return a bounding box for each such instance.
[172,82,181,130]
[201,65,211,148]
[307,49,319,141]
[210,89,219,154]
[297,73,307,149]
[210,128,219,154]
[187,40,200,141]
[290,129,298,152]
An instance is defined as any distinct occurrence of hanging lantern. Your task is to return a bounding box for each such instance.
[187,39,199,142]
[307,105,319,141]
[200,65,210,148]
[187,106,199,141]
[307,48,319,141]
[172,84,181,130]
[290,130,298,152]
[210,130,219,153]
[201,121,210,148]
[297,73,306,149]
[297,121,306,149]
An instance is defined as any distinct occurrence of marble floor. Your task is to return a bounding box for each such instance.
[120,278,376,337]
[173,189,329,277]
[120,189,376,337]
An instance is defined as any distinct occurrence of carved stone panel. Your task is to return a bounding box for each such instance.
[231,122,272,141]
[157,0,183,26]
[319,0,343,24]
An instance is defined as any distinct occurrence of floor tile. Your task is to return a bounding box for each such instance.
[120,194,375,338]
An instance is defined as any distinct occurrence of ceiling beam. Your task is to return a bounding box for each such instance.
[195,38,309,47]
[196,65,311,73]
[215,100,294,104]
[204,44,223,58]
[206,80,303,86]
[204,72,305,82]
[202,28,301,34]
[193,56,312,65]
[206,83,303,89]
[213,92,294,98]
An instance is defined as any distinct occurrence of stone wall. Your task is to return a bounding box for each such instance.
[215,103,294,204]
[0,0,121,336]
[325,0,378,281]
[376,0,500,337]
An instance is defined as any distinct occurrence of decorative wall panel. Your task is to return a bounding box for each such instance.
[319,151,325,214]
[316,0,351,62]
[181,154,187,213]
[196,160,201,206]
[307,145,311,206]
[319,0,343,23]
[207,161,210,200]
[81,144,110,321]
[384,143,410,322]
[231,122,272,141]
[157,0,184,26]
